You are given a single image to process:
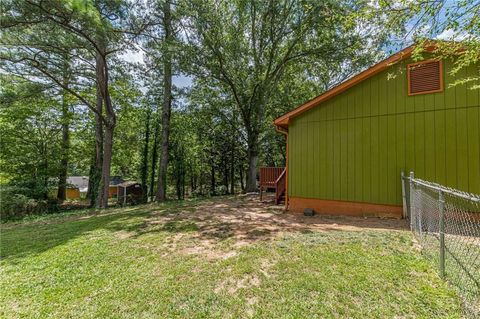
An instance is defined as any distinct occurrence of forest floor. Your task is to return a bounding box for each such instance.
[1,195,463,318]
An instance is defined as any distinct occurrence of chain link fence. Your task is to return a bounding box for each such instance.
[402,172,480,317]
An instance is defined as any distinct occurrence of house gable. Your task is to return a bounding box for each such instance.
[286,55,480,209]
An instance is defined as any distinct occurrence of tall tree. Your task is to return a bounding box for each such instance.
[186,78,244,195]
[94,29,116,208]
[56,54,71,202]
[140,104,152,203]
[150,116,160,201]
[88,59,104,206]
[1,0,144,208]
[155,0,174,202]
[0,78,63,200]
[181,0,387,192]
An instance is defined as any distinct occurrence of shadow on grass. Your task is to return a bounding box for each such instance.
[1,195,409,261]
[0,200,203,261]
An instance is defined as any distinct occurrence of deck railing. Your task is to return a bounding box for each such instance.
[274,169,286,204]
[259,167,285,188]
[259,167,286,204]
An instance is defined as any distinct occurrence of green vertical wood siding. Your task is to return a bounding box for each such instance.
[288,58,480,206]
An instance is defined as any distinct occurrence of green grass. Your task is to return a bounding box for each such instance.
[0,197,463,318]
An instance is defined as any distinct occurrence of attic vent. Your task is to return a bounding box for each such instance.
[407,60,443,95]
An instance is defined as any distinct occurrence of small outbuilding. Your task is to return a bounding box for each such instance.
[63,176,88,199]
[65,187,81,199]
[117,182,144,206]
[109,176,125,198]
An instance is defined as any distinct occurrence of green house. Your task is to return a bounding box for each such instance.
[274,45,480,218]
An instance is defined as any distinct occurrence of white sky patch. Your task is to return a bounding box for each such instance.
[435,29,470,41]
[173,75,193,88]
[119,48,192,89]
[120,48,145,64]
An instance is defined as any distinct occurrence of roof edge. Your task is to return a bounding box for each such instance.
[273,44,420,128]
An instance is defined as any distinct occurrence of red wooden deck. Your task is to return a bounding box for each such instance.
[259,167,286,204]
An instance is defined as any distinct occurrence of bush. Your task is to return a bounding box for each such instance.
[0,186,58,221]
[190,188,208,198]
[215,185,229,195]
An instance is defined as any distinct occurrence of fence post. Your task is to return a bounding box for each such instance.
[401,171,407,219]
[438,190,446,278]
[409,171,415,230]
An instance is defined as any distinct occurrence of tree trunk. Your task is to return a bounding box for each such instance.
[95,38,116,209]
[87,65,104,207]
[86,159,95,203]
[98,120,114,208]
[156,0,173,202]
[57,63,70,202]
[93,48,106,207]
[223,158,229,194]
[230,144,235,195]
[140,108,151,203]
[182,169,185,199]
[150,119,159,201]
[57,99,69,202]
[190,165,195,193]
[42,141,49,199]
[176,168,181,200]
[210,162,216,196]
[245,139,258,192]
[239,162,244,191]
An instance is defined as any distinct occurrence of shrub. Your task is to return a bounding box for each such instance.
[0,186,58,221]
[216,185,229,195]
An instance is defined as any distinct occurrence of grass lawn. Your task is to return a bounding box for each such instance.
[0,195,463,318]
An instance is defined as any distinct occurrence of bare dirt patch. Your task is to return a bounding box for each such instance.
[114,230,135,239]
[138,194,408,259]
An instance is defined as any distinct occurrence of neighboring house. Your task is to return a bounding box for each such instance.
[66,176,89,193]
[65,188,81,199]
[274,44,480,218]
[65,176,88,199]
[64,176,124,198]
[109,176,124,198]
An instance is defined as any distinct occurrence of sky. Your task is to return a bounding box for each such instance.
[120,49,193,88]
[120,0,468,90]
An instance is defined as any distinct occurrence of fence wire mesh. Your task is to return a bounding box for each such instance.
[402,173,480,317]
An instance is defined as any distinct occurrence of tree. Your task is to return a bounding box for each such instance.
[186,77,245,195]
[56,53,72,202]
[140,104,152,203]
[180,0,387,192]
[0,78,63,200]
[150,110,161,201]
[1,0,144,208]
[155,0,174,202]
